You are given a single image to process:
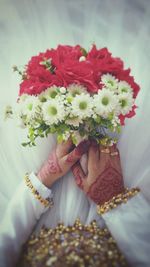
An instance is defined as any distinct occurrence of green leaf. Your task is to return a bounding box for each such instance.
[71,135,77,145]
[66,96,73,103]
[95,116,101,124]
[57,134,63,143]
[80,47,88,57]
[31,142,36,146]
[116,125,121,134]
[108,113,114,120]
[21,142,29,147]
[50,126,57,133]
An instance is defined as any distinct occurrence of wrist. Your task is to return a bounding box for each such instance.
[37,172,56,188]
[87,182,125,205]
[97,187,140,214]
[24,173,54,208]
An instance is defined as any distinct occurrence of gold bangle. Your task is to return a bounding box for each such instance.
[97,187,140,215]
[24,174,54,208]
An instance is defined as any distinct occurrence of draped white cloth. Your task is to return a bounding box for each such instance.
[0,173,150,267]
[0,0,150,227]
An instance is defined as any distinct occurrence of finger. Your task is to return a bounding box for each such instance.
[57,138,73,158]
[99,144,110,164]
[109,145,122,173]
[109,144,120,157]
[71,161,86,189]
[80,153,88,175]
[63,140,90,165]
[88,141,99,172]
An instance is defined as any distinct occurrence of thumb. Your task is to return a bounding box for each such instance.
[63,140,90,165]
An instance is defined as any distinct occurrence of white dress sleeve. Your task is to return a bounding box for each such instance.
[102,192,150,267]
[0,172,53,267]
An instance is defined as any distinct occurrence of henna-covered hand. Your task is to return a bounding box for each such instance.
[37,139,90,188]
[72,142,125,205]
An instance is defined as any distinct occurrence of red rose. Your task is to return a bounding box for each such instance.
[87,45,124,88]
[20,45,140,99]
[55,60,99,93]
[87,45,123,71]
[87,45,112,60]
[29,45,82,70]
[25,45,83,87]
[19,80,50,95]
[51,45,82,67]
[26,54,44,76]
[28,67,54,83]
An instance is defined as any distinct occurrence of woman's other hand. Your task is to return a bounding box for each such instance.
[37,139,90,188]
[72,141,124,205]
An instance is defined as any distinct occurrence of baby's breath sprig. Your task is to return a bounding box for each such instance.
[12,65,27,80]
[40,58,56,74]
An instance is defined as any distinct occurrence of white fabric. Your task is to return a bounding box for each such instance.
[0,173,150,266]
[103,193,150,267]
[0,0,150,221]
[0,0,150,265]
[0,173,52,267]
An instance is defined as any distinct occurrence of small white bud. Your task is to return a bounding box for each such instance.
[59,87,66,94]
[79,56,86,62]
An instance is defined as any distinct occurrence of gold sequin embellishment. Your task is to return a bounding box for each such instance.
[24,173,53,208]
[97,187,140,214]
[18,219,129,267]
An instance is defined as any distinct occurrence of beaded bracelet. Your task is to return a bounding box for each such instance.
[97,187,140,215]
[24,174,54,208]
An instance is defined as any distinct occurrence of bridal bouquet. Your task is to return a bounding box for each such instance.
[5,45,140,146]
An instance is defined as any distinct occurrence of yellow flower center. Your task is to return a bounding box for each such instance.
[79,101,87,110]
[48,106,57,115]
[102,97,109,106]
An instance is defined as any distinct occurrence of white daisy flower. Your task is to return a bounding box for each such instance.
[14,96,41,127]
[43,86,59,99]
[117,93,134,115]
[22,96,41,119]
[66,117,82,127]
[38,91,48,102]
[70,93,93,119]
[94,89,118,118]
[42,99,65,125]
[18,94,29,103]
[67,84,88,97]
[101,74,118,91]
[118,81,133,95]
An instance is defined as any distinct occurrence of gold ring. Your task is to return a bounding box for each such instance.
[110,151,119,156]
[101,148,110,154]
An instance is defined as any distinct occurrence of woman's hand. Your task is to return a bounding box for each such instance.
[72,141,125,205]
[37,139,90,188]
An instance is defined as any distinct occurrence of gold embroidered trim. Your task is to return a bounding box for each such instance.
[97,187,140,215]
[24,173,53,208]
[18,219,129,267]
